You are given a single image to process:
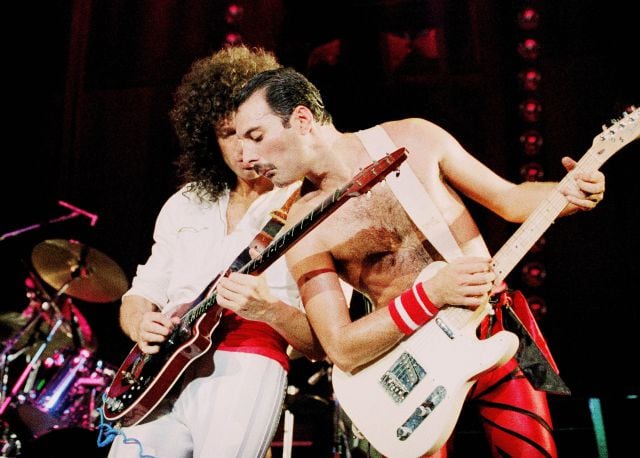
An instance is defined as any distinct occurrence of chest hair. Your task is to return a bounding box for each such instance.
[322,185,441,304]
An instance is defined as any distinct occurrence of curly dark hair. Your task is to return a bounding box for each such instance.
[169,45,280,202]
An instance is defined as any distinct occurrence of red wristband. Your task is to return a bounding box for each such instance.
[388,283,439,335]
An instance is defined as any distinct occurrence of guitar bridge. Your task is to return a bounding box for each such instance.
[379,352,426,403]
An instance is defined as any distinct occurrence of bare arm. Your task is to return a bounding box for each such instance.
[216,273,325,361]
[287,246,404,373]
[386,118,605,223]
[437,129,605,221]
[284,202,495,373]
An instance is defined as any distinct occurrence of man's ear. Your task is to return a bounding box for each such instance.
[292,105,314,133]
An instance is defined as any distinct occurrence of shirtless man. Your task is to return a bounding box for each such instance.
[233,67,605,457]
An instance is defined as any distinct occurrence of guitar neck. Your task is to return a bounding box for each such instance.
[492,140,613,283]
[180,148,408,328]
[240,184,351,276]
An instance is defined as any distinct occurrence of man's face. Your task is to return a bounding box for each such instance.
[216,118,259,181]
[235,90,304,187]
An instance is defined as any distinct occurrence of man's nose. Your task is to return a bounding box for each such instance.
[241,142,259,164]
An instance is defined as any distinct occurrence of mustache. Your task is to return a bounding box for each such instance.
[252,163,275,176]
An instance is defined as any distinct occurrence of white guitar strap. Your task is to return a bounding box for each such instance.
[355,125,463,261]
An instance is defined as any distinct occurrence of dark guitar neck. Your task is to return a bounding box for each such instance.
[182,183,355,326]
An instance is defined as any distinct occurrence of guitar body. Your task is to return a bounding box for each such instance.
[333,325,517,457]
[103,305,222,426]
[332,106,639,457]
[332,263,519,457]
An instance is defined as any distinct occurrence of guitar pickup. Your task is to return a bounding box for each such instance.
[397,385,447,441]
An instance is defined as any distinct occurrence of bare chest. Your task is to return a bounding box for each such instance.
[320,186,439,305]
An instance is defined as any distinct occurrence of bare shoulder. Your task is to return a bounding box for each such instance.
[379,118,454,158]
[380,118,446,137]
[375,118,453,174]
[282,188,338,278]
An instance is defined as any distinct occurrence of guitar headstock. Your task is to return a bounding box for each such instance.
[592,105,639,160]
[346,147,408,197]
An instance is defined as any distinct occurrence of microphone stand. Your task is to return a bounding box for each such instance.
[0,201,97,242]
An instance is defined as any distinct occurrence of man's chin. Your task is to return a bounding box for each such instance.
[271,176,294,187]
[239,169,260,179]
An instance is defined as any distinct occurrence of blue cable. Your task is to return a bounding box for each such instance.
[95,394,156,458]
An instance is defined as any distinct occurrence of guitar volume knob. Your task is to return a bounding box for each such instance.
[397,426,411,440]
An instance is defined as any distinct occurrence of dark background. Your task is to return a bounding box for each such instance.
[0,1,637,456]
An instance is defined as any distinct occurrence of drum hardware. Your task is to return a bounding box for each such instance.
[0,215,127,456]
[0,313,45,407]
[0,313,65,416]
[0,239,116,417]
[1,419,22,457]
[19,349,115,433]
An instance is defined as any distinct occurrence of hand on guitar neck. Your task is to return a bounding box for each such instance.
[415,258,497,312]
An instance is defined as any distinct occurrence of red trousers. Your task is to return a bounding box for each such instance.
[430,290,558,458]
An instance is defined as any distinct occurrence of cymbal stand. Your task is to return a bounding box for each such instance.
[0,277,74,416]
[0,310,45,407]
[0,310,64,415]
[0,269,54,408]
[282,386,296,458]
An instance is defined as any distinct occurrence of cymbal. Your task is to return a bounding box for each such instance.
[31,239,128,303]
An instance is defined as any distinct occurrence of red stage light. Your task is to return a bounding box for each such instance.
[520,162,544,181]
[225,4,243,24]
[224,32,242,46]
[519,68,542,91]
[517,8,540,30]
[517,38,540,60]
[519,129,543,155]
[527,295,548,319]
[521,261,547,287]
[519,98,542,122]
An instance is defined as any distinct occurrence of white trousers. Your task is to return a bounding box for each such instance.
[108,350,287,458]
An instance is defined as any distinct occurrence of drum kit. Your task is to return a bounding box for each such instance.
[0,239,128,457]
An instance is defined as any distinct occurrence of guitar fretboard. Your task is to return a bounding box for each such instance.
[182,185,349,326]
[493,134,622,282]
[180,148,408,328]
[240,186,348,275]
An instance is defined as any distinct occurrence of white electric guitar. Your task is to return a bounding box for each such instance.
[332,106,639,458]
